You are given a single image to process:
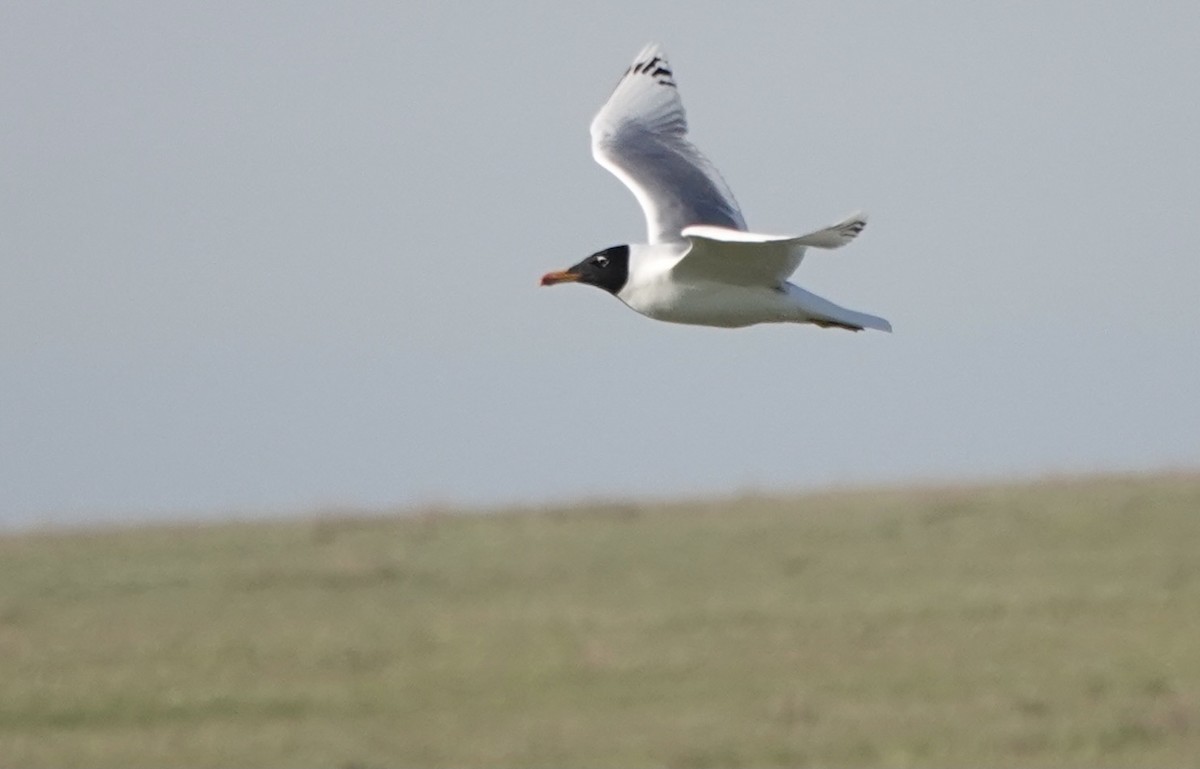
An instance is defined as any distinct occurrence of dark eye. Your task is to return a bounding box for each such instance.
[593,255,609,268]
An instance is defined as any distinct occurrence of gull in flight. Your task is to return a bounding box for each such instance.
[541,43,891,332]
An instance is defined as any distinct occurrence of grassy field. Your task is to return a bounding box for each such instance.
[1,472,1198,767]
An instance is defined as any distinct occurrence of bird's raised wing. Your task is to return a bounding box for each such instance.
[590,44,746,245]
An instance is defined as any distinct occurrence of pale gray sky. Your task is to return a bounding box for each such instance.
[3,2,1198,526]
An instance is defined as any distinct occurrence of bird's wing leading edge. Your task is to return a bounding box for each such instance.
[590,44,746,245]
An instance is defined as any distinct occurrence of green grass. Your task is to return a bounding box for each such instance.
[1,472,1198,767]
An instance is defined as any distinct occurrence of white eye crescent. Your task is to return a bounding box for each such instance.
[594,255,609,267]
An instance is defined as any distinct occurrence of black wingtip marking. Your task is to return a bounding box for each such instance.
[633,56,662,75]
[623,54,676,86]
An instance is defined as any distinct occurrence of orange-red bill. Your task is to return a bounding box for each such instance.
[540,270,579,286]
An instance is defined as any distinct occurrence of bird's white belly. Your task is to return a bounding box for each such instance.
[619,278,797,328]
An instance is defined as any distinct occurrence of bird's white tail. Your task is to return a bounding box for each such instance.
[784,284,892,332]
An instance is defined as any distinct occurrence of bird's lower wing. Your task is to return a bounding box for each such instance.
[677,211,869,284]
[674,227,805,286]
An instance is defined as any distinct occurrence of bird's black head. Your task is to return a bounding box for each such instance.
[540,244,630,295]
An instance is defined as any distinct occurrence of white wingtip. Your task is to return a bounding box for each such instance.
[844,311,893,333]
[792,211,869,249]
